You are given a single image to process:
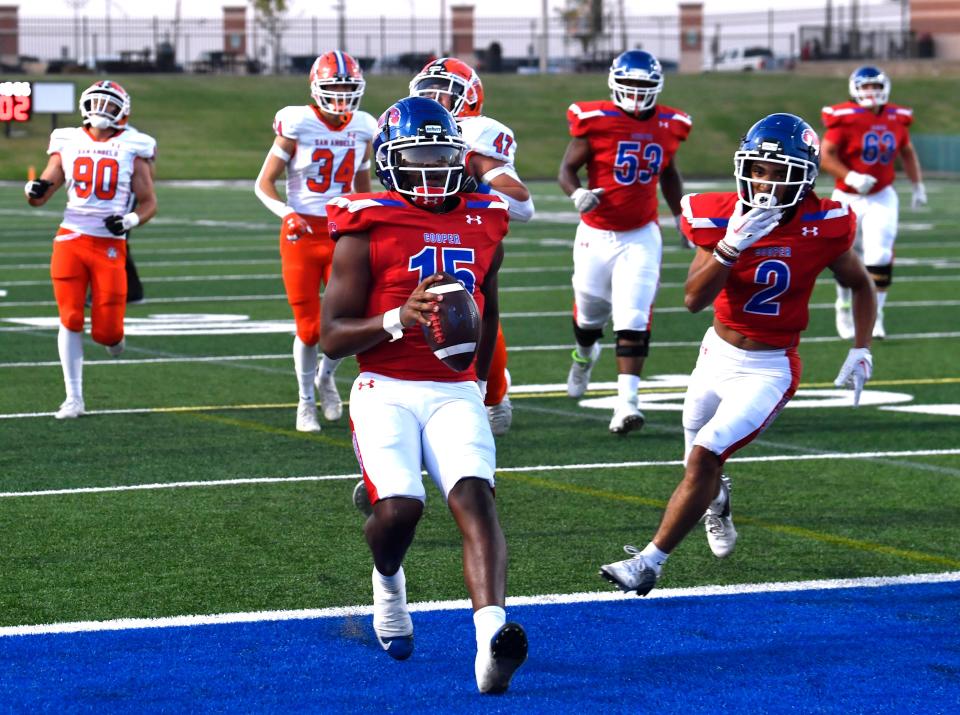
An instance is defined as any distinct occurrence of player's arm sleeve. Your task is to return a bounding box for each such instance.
[680,193,728,249]
[566,103,590,138]
[326,196,377,240]
[273,107,299,140]
[47,129,70,156]
[670,111,693,141]
[134,134,158,161]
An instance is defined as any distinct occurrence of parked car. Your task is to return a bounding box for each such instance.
[703,46,774,72]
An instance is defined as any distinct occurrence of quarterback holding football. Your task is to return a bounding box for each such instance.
[821,65,926,339]
[320,97,527,695]
[255,50,377,432]
[24,80,158,420]
[559,50,691,435]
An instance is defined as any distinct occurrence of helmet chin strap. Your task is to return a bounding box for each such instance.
[87,116,114,130]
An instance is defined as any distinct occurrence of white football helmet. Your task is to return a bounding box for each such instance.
[79,80,131,130]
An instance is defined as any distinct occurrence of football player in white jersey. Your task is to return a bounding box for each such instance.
[255,50,378,432]
[410,56,535,434]
[24,80,157,419]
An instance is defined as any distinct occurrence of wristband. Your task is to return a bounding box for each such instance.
[358,159,371,171]
[382,307,404,342]
[713,239,740,266]
[270,144,292,162]
[123,212,140,229]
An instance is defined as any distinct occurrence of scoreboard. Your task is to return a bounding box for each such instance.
[0,81,32,122]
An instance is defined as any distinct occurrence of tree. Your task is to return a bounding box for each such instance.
[557,0,606,57]
[251,0,289,74]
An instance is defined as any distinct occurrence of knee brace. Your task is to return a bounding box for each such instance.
[573,320,603,347]
[866,264,892,289]
[615,330,650,358]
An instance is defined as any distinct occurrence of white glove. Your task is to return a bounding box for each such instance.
[834,347,873,407]
[718,200,783,254]
[911,182,927,209]
[571,187,604,213]
[844,170,877,195]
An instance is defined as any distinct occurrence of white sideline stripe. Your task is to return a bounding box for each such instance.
[0,449,957,498]
[2,570,957,638]
[2,329,960,367]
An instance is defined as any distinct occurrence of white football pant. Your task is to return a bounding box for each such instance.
[831,185,898,266]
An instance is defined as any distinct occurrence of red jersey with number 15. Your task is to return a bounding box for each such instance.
[567,100,691,231]
[326,192,509,382]
[821,101,913,194]
[680,191,855,348]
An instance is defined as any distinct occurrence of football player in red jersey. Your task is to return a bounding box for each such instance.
[599,114,876,597]
[821,66,926,340]
[321,97,527,694]
[559,50,691,435]
[255,50,377,432]
[410,56,535,437]
[24,80,158,419]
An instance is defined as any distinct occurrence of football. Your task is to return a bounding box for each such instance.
[421,272,481,372]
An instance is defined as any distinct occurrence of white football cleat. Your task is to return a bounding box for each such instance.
[835,299,855,340]
[872,308,886,340]
[486,395,513,436]
[372,567,414,661]
[599,545,659,596]
[353,479,373,517]
[54,397,85,420]
[475,622,528,694]
[105,337,125,357]
[703,474,738,558]
[316,375,343,421]
[295,399,321,433]
[609,403,645,435]
[567,342,601,398]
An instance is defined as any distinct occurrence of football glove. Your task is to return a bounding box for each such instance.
[716,200,782,256]
[104,212,140,236]
[571,187,604,213]
[834,347,873,407]
[911,182,927,209]
[844,170,877,195]
[282,212,314,242]
[24,179,53,200]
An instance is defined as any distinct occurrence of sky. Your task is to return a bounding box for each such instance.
[18,0,859,20]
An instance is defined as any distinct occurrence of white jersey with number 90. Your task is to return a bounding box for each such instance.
[273,105,377,218]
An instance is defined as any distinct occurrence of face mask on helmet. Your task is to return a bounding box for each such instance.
[311,78,365,115]
[734,153,817,210]
[609,75,662,114]
[410,76,467,115]
[80,86,129,130]
[377,138,466,208]
[849,72,890,109]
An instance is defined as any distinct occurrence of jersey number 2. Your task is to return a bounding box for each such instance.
[73,156,119,200]
[307,148,355,193]
[743,260,790,316]
[409,246,476,294]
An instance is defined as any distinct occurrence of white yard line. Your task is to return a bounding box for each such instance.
[1,570,957,638]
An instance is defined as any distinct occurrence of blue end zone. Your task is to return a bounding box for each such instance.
[0,581,957,712]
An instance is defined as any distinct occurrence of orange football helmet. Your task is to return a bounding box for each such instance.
[409,57,484,119]
[309,51,365,115]
[79,80,131,130]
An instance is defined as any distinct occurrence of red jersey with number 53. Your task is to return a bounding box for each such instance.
[47,126,156,239]
[821,101,913,194]
[567,100,691,231]
[326,192,509,381]
[273,105,377,217]
[680,191,855,348]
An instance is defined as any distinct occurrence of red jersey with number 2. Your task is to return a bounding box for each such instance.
[821,101,913,194]
[326,192,509,382]
[567,100,691,231]
[680,191,856,348]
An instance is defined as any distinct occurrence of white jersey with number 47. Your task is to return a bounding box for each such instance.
[458,115,518,170]
[47,126,156,239]
[273,105,377,217]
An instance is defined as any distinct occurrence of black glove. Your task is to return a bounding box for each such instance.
[461,175,479,194]
[104,215,126,236]
[24,179,53,199]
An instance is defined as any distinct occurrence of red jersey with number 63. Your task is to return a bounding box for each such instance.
[326,192,509,382]
[567,100,691,231]
[273,105,377,217]
[680,191,855,348]
[821,101,913,194]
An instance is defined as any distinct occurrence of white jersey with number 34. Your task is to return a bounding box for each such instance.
[47,126,156,239]
[273,105,377,217]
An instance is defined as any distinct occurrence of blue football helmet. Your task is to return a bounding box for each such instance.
[608,50,663,114]
[849,65,890,108]
[734,113,820,210]
[374,96,468,208]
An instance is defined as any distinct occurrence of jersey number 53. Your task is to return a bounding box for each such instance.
[613,141,663,185]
